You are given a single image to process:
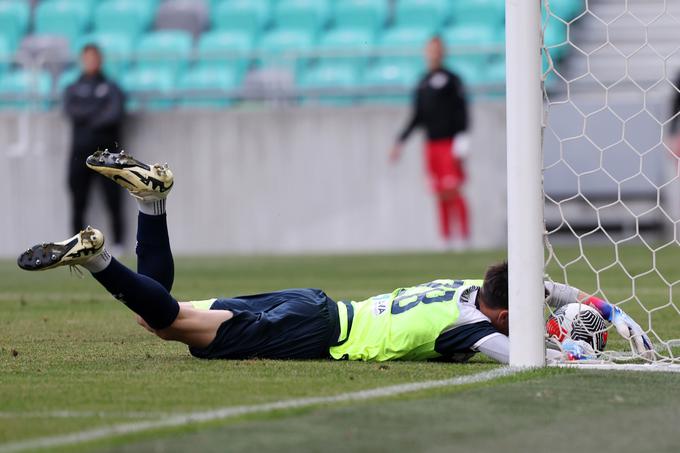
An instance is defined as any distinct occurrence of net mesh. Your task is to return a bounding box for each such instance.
[541,0,680,364]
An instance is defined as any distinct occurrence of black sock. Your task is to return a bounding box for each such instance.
[92,258,179,330]
[136,213,174,292]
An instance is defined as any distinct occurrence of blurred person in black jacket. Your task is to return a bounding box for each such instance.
[390,36,470,249]
[64,44,126,252]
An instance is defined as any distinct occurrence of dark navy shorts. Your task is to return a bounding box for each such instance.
[189,288,340,360]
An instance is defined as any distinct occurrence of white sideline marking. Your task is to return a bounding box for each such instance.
[0,411,169,419]
[0,367,518,453]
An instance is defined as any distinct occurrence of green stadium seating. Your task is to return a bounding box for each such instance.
[544,16,569,59]
[442,24,501,48]
[315,28,375,69]
[0,36,10,75]
[258,29,315,73]
[273,0,330,35]
[75,32,134,77]
[442,24,502,66]
[56,65,80,92]
[480,57,505,85]
[0,69,52,110]
[136,31,193,76]
[0,0,30,51]
[361,61,421,103]
[299,62,360,105]
[94,0,155,38]
[394,0,450,32]
[213,0,271,36]
[34,0,91,45]
[177,65,241,108]
[377,26,433,66]
[450,0,504,26]
[333,0,387,34]
[197,30,254,79]
[547,0,583,21]
[122,66,175,110]
[445,57,480,85]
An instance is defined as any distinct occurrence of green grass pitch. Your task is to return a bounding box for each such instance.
[1,248,680,452]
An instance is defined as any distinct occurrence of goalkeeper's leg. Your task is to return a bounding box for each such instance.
[18,150,232,348]
[18,228,231,348]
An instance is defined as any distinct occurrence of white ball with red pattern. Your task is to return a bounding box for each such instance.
[546,303,609,352]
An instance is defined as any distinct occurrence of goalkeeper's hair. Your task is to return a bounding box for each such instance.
[481,261,508,310]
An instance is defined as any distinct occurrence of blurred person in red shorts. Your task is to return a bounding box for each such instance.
[390,36,470,249]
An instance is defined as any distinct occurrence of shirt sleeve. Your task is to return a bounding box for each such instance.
[397,83,423,143]
[475,333,509,364]
[434,321,500,357]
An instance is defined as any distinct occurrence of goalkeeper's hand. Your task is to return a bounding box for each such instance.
[608,305,655,360]
[561,339,597,361]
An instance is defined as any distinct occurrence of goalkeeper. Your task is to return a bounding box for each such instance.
[17,152,654,363]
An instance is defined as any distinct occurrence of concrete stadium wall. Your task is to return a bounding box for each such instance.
[0,104,508,257]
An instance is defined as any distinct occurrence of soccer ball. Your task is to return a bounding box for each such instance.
[546,303,609,351]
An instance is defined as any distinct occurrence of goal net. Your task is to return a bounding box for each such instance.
[541,0,680,367]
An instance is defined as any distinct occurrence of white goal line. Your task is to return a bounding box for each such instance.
[0,367,518,453]
[550,363,680,373]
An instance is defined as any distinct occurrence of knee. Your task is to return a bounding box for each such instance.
[154,328,177,341]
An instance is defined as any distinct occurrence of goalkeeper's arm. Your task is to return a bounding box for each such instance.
[475,333,575,364]
[544,281,654,359]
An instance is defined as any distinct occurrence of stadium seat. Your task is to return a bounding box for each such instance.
[135,31,193,76]
[394,0,450,32]
[16,35,71,73]
[34,0,92,46]
[197,30,254,79]
[299,62,360,105]
[0,69,52,110]
[213,0,271,37]
[547,0,582,21]
[445,57,480,86]
[0,36,10,75]
[544,16,569,59]
[479,57,505,86]
[333,0,388,34]
[56,65,80,93]
[442,24,502,66]
[177,65,240,108]
[258,29,315,74]
[122,66,175,110]
[450,0,504,26]
[75,33,134,77]
[156,0,210,39]
[273,0,330,35]
[376,26,433,67]
[315,28,375,69]
[361,61,421,103]
[94,0,155,38]
[0,0,30,51]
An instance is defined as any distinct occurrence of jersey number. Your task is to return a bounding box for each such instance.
[391,289,456,314]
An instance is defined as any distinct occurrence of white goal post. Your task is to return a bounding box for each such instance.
[506,0,546,367]
[508,0,680,369]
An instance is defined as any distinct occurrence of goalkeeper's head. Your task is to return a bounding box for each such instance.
[479,261,509,335]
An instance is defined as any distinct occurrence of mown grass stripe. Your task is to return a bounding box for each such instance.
[0,367,519,453]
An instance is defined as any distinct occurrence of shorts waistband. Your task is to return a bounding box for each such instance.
[333,301,354,347]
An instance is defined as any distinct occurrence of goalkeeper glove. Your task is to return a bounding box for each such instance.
[608,305,655,360]
[561,339,597,361]
[544,281,655,360]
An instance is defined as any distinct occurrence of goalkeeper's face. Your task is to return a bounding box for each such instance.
[480,261,510,335]
[478,298,509,336]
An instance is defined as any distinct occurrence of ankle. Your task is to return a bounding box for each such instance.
[82,249,112,274]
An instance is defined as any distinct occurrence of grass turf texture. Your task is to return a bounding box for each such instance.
[1,248,679,452]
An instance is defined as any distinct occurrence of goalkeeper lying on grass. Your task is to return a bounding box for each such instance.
[17,151,654,363]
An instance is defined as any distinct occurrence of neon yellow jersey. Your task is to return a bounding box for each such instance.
[329,279,484,361]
